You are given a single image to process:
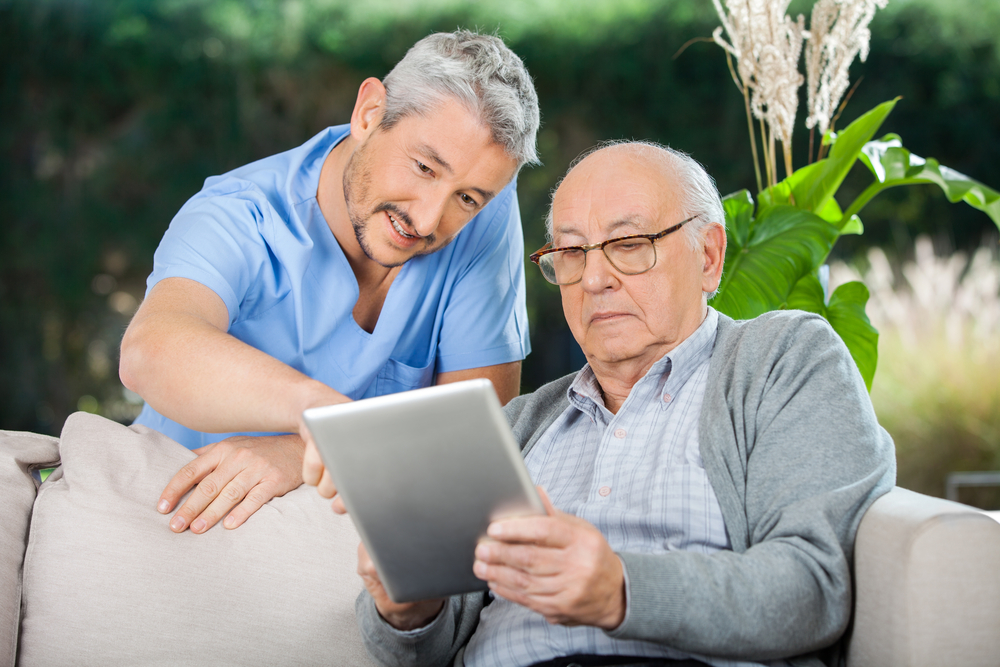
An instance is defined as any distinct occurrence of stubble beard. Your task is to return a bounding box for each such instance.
[342,141,400,268]
[342,139,441,269]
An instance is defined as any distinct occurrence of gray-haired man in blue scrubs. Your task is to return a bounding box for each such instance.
[119,30,540,536]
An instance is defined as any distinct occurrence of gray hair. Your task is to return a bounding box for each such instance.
[380,30,540,169]
[545,140,726,250]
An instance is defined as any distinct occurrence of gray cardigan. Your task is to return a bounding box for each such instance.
[357,311,897,667]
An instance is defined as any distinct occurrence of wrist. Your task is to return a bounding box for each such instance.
[597,556,628,630]
[289,379,348,433]
[379,599,445,632]
[600,590,627,630]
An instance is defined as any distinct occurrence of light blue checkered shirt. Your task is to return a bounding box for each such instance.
[465,308,782,667]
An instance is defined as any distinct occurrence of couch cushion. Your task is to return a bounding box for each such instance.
[0,429,59,667]
[19,412,377,666]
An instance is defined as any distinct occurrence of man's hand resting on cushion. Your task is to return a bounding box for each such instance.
[158,433,306,533]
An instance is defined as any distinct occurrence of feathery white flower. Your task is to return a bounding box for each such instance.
[712,0,807,178]
[805,0,889,135]
[750,11,806,152]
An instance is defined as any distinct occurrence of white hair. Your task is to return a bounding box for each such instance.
[380,30,540,169]
[545,140,726,249]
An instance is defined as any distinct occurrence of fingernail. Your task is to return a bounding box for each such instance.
[169,516,186,532]
[487,523,503,538]
[475,544,489,560]
[157,499,170,513]
[473,561,487,578]
[191,518,207,533]
[223,515,235,529]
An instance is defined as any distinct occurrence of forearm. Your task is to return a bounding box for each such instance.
[120,310,343,434]
[437,360,521,405]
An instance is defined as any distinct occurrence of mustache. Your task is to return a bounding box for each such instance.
[373,202,425,239]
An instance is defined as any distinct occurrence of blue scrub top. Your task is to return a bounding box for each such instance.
[133,125,531,449]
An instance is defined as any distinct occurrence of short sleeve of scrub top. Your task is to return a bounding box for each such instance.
[132,125,531,449]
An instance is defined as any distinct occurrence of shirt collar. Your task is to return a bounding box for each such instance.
[567,307,719,416]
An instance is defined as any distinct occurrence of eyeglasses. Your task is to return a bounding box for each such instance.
[529,216,696,286]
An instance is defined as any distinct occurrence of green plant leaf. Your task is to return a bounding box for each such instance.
[757,180,793,208]
[785,272,826,314]
[712,204,839,320]
[723,189,755,249]
[852,135,1000,230]
[840,215,864,235]
[826,281,879,392]
[785,98,899,216]
[784,274,879,391]
[815,196,844,224]
[814,196,864,235]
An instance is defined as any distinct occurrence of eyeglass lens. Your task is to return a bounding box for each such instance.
[540,237,656,285]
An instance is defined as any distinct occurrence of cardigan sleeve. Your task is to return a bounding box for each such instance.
[355,589,487,667]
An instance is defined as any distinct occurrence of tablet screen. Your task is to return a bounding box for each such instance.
[303,379,544,602]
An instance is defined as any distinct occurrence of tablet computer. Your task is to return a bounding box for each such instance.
[302,378,544,603]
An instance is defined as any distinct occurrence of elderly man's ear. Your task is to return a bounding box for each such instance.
[701,222,727,294]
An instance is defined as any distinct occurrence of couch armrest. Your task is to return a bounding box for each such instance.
[847,486,1000,667]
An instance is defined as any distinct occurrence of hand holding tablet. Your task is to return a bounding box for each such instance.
[302,379,544,603]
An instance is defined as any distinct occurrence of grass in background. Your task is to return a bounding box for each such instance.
[832,237,1000,508]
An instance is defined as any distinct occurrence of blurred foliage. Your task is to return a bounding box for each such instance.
[877,327,1000,509]
[833,237,1000,508]
[2,0,999,475]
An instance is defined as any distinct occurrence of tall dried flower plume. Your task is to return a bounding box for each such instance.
[712,0,807,183]
[805,0,889,136]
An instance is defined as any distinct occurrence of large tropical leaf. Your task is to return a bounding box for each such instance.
[784,271,826,314]
[805,195,864,235]
[755,98,897,222]
[756,180,864,234]
[724,188,755,249]
[846,134,1000,230]
[785,274,879,391]
[712,194,839,320]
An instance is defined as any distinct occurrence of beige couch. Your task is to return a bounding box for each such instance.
[3,413,999,667]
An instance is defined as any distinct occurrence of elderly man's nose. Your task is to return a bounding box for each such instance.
[580,249,618,292]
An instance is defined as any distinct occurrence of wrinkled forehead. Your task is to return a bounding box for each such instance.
[551,150,683,241]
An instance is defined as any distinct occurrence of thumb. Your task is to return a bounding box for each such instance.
[536,486,559,517]
[192,443,216,456]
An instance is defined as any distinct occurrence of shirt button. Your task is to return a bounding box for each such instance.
[663,393,672,403]
[598,486,611,497]
[613,428,627,439]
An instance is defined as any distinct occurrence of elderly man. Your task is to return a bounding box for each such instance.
[333,142,895,667]
[119,30,539,535]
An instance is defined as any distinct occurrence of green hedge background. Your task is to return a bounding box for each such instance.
[3,0,998,473]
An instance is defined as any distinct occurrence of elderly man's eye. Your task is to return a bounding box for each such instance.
[417,162,431,173]
[461,193,478,206]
